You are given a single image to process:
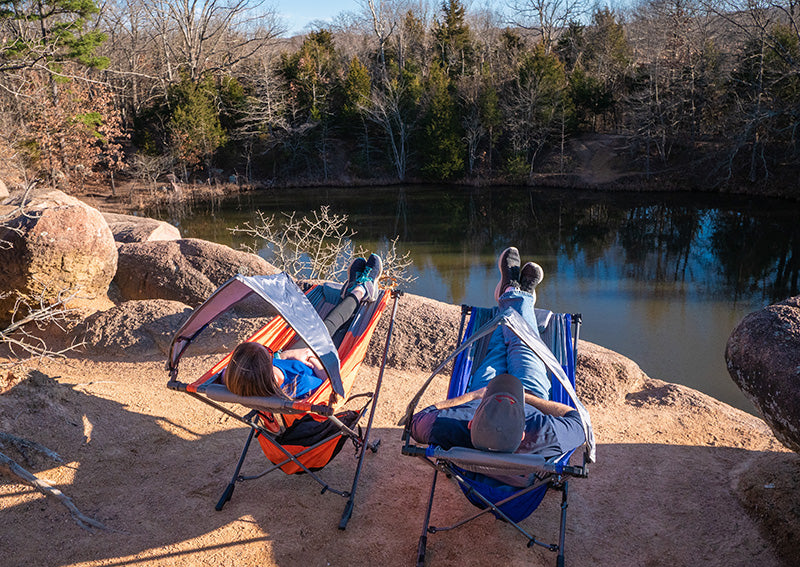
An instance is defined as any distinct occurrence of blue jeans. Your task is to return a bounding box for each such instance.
[468,289,550,399]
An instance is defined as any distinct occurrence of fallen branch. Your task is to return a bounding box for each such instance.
[0,450,107,532]
[0,431,63,464]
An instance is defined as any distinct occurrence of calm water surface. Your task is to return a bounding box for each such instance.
[160,185,800,415]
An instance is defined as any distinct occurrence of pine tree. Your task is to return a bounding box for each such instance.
[433,0,474,78]
[342,56,373,172]
[419,63,464,180]
[168,76,227,179]
[0,0,108,72]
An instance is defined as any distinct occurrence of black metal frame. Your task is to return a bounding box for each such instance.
[401,306,586,566]
[215,392,377,526]
[168,289,401,529]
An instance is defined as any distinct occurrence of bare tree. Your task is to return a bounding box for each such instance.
[231,206,357,281]
[457,74,486,175]
[145,0,285,82]
[507,0,589,51]
[231,56,289,182]
[99,0,168,122]
[130,152,175,195]
[364,84,415,180]
[356,0,429,180]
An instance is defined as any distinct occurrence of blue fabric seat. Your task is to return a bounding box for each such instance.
[401,304,594,567]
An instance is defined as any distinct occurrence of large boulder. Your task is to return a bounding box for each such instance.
[726,296,800,453]
[363,292,461,370]
[102,212,181,243]
[113,238,279,306]
[577,341,648,405]
[81,299,192,358]
[0,190,117,324]
[80,298,272,359]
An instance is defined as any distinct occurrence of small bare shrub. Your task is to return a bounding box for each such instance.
[230,205,416,287]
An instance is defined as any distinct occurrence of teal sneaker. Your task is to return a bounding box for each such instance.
[341,256,367,299]
[355,253,383,302]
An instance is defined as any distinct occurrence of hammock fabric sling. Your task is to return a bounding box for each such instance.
[401,304,595,566]
[167,273,400,529]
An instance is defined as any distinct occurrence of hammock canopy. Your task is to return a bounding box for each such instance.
[168,273,344,396]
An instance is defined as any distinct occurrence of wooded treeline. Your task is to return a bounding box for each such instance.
[1,0,798,195]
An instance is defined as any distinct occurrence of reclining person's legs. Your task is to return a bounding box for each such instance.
[501,289,549,400]
[323,253,382,345]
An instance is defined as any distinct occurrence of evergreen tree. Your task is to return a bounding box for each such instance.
[728,24,800,183]
[168,76,227,179]
[419,63,464,180]
[280,29,343,179]
[479,78,503,174]
[282,30,342,122]
[569,66,613,130]
[341,56,373,172]
[505,43,571,177]
[433,0,474,78]
[0,0,108,71]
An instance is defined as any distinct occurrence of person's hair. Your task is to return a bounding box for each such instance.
[225,342,289,399]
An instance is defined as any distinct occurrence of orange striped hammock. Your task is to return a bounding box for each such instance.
[167,273,397,526]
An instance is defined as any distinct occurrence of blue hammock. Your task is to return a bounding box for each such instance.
[401,304,593,567]
[449,307,577,523]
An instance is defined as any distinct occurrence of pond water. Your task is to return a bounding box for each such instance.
[160,185,800,415]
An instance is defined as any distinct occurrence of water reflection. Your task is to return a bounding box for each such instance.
[167,186,800,414]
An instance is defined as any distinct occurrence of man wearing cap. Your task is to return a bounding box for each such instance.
[410,373,584,458]
[410,247,585,458]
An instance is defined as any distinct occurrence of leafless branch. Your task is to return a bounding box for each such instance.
[0,450,107,532]
[230,205,416,287]
[0,287,87,364]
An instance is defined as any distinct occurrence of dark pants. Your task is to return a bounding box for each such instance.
[323,293,360,346]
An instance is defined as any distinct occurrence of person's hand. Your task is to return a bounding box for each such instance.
[281,347,323,371]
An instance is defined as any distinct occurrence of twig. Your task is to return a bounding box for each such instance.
[0,450,107,532]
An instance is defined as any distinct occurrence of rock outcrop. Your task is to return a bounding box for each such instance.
[81,299,193,357]
[364,293,461,370]
[113,238,279,306]
[102,212,181,243]
[726,296,800,453]
[0,190,117,324]
[80,298,272,359]
[577,341,648,404]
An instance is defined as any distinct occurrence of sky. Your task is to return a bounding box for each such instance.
[271,0,630,37]
[276,0,362,36]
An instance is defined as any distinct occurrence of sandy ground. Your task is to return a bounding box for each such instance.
[1,181,798,565]
[2,323,798,567]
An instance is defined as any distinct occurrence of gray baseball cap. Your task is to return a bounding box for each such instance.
[470,374,525,452]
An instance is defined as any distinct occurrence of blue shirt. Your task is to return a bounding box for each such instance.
[273,358,323,398]
[410,399,585,460]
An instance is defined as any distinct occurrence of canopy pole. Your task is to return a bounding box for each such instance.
[339,289,402,530]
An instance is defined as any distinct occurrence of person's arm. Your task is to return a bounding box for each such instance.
[280,347,327,381]
[431,387,486,409]
[281,347,323,369]
[523,392,575,417]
